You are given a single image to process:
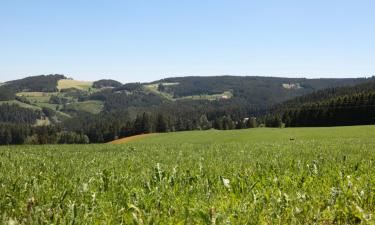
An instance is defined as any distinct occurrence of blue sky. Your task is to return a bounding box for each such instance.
[1,0,374,83]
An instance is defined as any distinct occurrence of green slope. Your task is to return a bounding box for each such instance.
[63,100,104,114]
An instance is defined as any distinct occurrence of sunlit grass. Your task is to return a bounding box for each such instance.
[57,79,93,91]
[1,125,375,224]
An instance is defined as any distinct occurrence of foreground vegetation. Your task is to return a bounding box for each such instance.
[1,126,375,224]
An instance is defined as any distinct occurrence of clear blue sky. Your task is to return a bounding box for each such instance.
[1,0,374,83]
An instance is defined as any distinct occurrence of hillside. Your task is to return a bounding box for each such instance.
[0,74,374,144]
[264,79,375,127]
[0,75,103,124]
[149,76,370,106]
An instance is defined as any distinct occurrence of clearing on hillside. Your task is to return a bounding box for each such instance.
[16,92,55,103]
[0,100,41,110]
[144,82,233,101]
[63,100,104,114]
[57,79,93,91]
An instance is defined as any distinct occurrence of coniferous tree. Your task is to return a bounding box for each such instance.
[156,114,168,132]
[142,112,152,133]
[247,117,257,128]
[199,115,211,130]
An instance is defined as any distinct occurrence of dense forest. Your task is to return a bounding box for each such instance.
[4,74,66,92]
[155,76,370,107]
[0,104,41,124]
[0,74,374,144]
[0,124,89,145]
[264,80,375,127]
[92,79,122,88]
[0,74,66,101]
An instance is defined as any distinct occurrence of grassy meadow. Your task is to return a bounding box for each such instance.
[143,83,233,101]
[63,100,104,115]
[1,126,375,224]
[57,79,93,91]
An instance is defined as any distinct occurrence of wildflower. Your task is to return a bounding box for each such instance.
[82,183,88,192]
[313,163,318,175]
[27,197,35,213]
[347,176,353,189]
[222,178,230,188]
[297,192,306,202]
[210,208,217,225]
[8,218,18,225]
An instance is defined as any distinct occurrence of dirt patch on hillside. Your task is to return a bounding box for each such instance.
[108,133,156,144]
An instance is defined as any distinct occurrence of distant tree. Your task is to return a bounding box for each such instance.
[175,118,184,131]
[4,130,12,145]
[142,112,152,133]
[156,114,168,132]
[199,115,211,130]
[0,87,15,101]
[120,121,133,137]
[213,118,223,130]
[114,82,143,92]
[247,117,257,128]
[42,107,55,118]
[133,115,143,134]
[24,135,39,144]
[222,116,235,130]
[235,120,245,129]
[265,115,283,128]
[158,83,166,92]
[93,79,122,88]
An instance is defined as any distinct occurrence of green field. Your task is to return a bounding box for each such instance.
[143,83,175,100]
[16,92,55,103]
[63,100,104,114]
[0,100,42,110]
[175,91,233,101]
[57,79,93,91]
[144,83,233,101]
[1,126,375,224]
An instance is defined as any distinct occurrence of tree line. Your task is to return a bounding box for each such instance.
[0,124,89,145]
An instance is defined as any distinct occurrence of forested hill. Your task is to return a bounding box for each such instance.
[151,76,370,107]
[264,78,375,127]
[4,74,66,92]
[0,74,373,144]
[277,78,375,107]
[0,74,67,101]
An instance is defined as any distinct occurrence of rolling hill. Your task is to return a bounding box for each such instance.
[264,79,375,127]
[0,74,374,144]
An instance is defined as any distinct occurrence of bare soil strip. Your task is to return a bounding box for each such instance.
[107,133,156,144]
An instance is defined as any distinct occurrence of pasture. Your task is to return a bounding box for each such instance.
[143,83,233,101]
[1,126,375,224]
[63,100,104,115]
[57,79,93,91]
